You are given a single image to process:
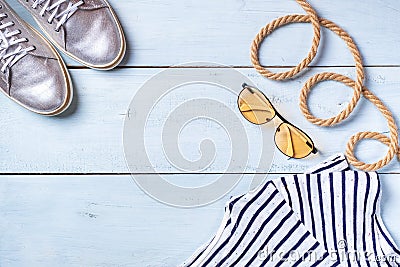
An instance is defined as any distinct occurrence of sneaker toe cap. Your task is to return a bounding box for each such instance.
[9,56,71,115]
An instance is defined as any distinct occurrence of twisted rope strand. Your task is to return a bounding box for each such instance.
[251,0,399,171]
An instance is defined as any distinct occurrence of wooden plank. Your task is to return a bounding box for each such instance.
[0,174,398,266]
[1,67,399,173]
[5,0,400,67]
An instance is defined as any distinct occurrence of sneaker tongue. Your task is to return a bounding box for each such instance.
[0,9,53,59]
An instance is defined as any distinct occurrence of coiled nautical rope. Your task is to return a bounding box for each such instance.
[251,0,399,171]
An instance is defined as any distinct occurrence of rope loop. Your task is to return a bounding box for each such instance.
[299,72,361,126]
[251,0,321,79]
[251,0,399,171]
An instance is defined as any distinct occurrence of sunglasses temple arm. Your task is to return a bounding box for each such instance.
[311,146,318,154]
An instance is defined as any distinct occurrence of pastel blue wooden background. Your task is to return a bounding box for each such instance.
[1,0,399,266]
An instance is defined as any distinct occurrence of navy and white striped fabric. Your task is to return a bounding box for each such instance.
[181,154,400,266]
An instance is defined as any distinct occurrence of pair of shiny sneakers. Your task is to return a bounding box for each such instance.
[0,0,125,115]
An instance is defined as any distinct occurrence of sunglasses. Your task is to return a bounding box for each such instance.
[238,83,318,159]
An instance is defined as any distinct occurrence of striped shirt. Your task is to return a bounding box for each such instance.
[181,154,400,266]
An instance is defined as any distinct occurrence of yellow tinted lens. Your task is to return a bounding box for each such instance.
[274,123,315,159]
[238,87,275,125]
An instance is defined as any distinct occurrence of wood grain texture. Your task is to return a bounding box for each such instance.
[1,67,400,173]
[5,0,400,67]
[0,174,398,267]
[0,1,399,266]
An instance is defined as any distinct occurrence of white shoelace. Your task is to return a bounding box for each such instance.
[0,13,35,73]
[31,0,84,31]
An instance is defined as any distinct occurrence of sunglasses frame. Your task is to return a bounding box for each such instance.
[238,83,318,159]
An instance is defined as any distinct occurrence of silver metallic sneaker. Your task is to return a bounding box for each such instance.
[18,0,126,70]
[0,0,72,115]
